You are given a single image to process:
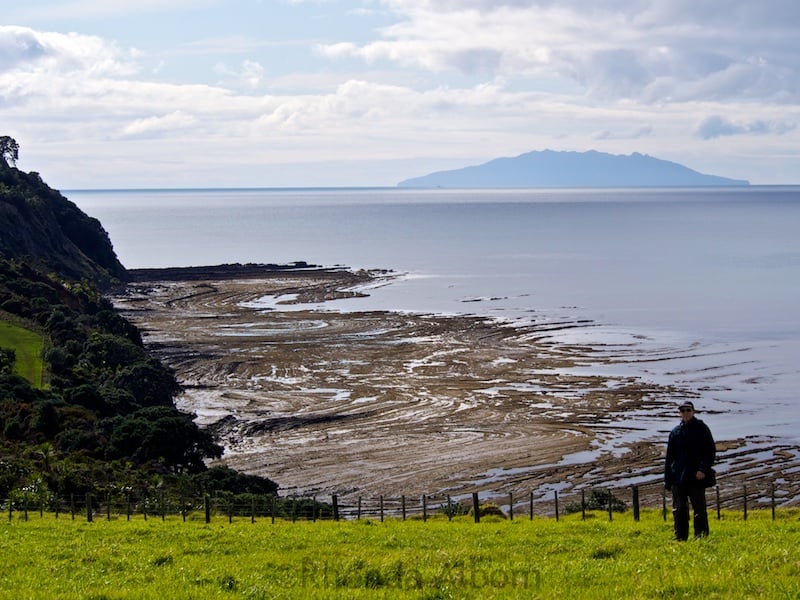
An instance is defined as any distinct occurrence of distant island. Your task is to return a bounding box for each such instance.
[397,150,749,188]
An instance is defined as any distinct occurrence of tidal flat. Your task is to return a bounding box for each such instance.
[113,265,800,508]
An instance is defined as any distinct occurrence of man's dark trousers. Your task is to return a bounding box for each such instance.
[672,484,709,540]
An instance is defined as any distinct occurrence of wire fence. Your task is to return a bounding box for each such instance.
[4,475,798,524]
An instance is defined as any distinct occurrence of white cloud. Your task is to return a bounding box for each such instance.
[321,1,800,103]
[122,111,197,137]
[695,116,797,140]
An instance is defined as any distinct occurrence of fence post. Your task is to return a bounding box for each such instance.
[607,489,613,522]
[530,491,534,521]
[23,498,28,522]
[312,496,317,522]
[422,495,427,523]
[472,492,480,523]
[204,495,211,524]
[357,496,362,520]
[380,496,384,522]
[662,488,666,521]
[228,500,233,524]
[86,493,92,523]
[332,494,339,522]
[251,497,256,524]
[632,486,640,522]
[508,492,514,521]
[771,484,776,521]
[106,493,111,521]
[271,495,276,524]
[8,499,11,522]
[70,494,75,520]
[447,495,452,521]
[743,485,748,521]
[402,495,406,521]
[181,496,186,523]
[581,489,586,521]
[127,494,132,521]
[554,490,559,522]
[715,486,721,520]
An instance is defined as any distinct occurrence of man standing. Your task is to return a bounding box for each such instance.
[664,400,716,540]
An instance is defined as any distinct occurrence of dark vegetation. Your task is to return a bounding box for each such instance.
[0,138,278,501]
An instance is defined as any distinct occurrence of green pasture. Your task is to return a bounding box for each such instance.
[0,319,46,388]
[1,509,798,599]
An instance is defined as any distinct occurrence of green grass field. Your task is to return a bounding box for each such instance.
[0,319,46,388]
[1,510,798,599]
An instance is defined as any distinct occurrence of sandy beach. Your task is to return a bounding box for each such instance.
[113,265,800,507]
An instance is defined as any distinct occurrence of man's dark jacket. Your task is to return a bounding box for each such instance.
[664,417,715,489]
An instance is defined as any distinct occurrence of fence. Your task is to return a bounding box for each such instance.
[4,475,798,524]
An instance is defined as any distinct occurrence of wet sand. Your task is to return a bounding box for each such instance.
[114,265,800,507]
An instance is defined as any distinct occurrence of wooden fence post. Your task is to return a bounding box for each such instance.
[447,495,452,521]
[554,490,559,522]
[422,495,427,522]
[106,493,111,521]
[607,489,613,522]
[771,484,776,521]
[70,494,75,520]
[251,496,256,524]
[204,495,211,524]
[508,492,514,521]
[716,486,721,520]
[581,489,586,521]
[402,495,406,521]
[379,496,384,522]
[332,494,339,522]
[271,495,276,524]
[662,488,667,521]
[472,492,480,523]
[530,491,534,521]
[743,485,748,521]
[357,496,362,520]
[127,494,131,521]
[632,486,640,522]
[86,493,92,523]
[7,499,11,522]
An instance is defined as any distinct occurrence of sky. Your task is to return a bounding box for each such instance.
[1,0,799,188]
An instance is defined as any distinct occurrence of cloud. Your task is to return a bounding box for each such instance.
[121,111,197,137]
[695,116,797,140]
[594,126,654,141]
[214,59,266,89]
[320,1,800,103]
[0,26,138,79]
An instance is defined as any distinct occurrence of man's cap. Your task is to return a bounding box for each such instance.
[678,400,695,410]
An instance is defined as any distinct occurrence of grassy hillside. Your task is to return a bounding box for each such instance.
[1,510,798,599]
[0,319,46,388]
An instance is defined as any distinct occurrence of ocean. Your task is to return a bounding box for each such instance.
[68,186,800,443]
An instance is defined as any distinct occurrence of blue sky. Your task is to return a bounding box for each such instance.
[2,0,798,188]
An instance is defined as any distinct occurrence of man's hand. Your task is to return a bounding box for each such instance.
[695,470,706,481]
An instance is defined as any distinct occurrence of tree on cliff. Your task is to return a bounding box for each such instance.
[0,136,19,168]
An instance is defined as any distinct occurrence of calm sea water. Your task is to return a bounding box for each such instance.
[68,187,800,442]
